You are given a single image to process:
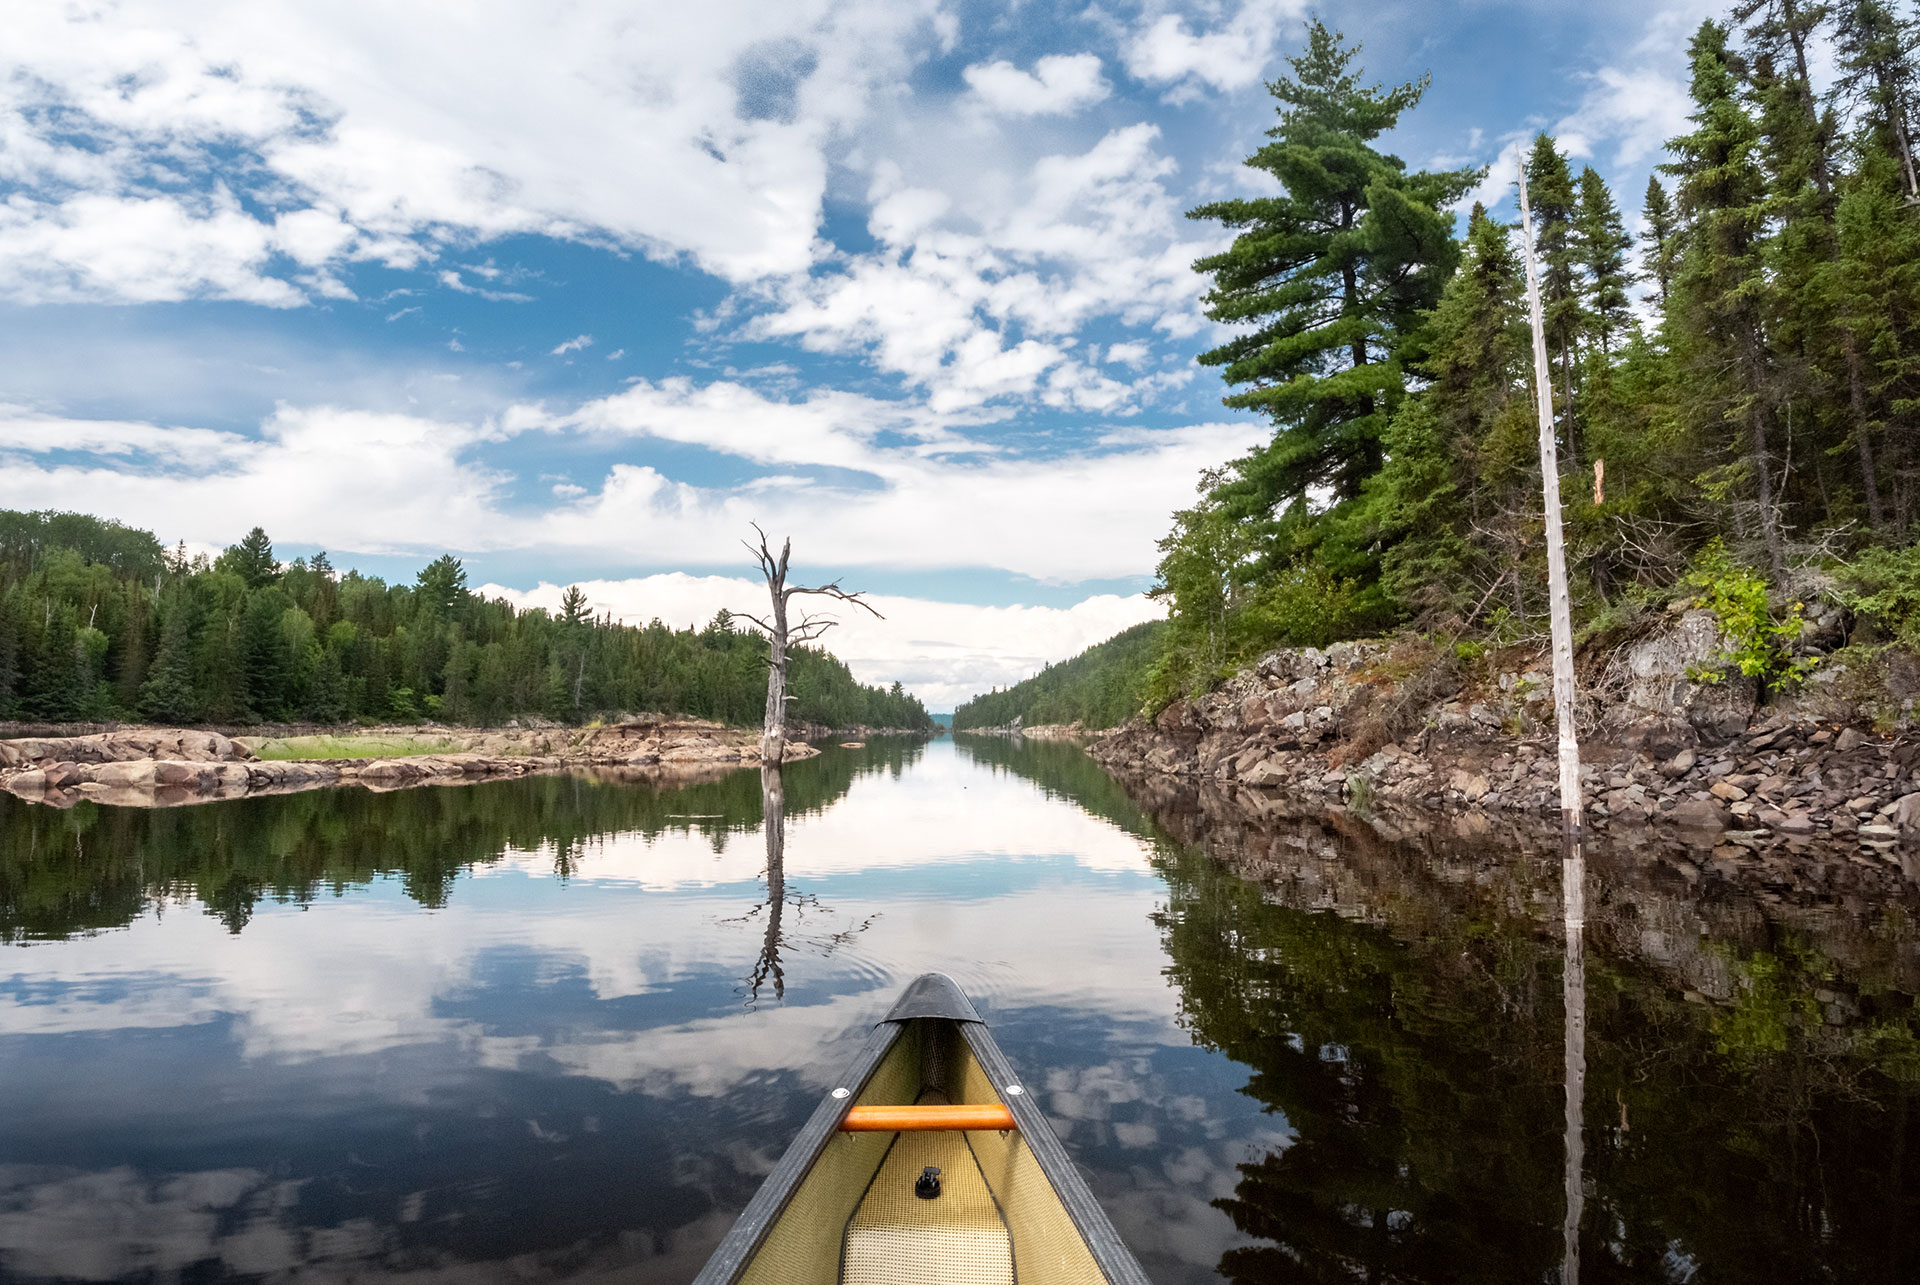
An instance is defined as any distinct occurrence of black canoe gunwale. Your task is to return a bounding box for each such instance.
[691,972,1150,1285]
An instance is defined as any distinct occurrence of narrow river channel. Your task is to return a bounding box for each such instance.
[3,736,1916,1282]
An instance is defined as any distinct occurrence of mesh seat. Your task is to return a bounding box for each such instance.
[842,1106,1013,1285]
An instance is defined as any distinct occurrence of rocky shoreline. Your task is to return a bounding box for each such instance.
[0,720,825,810]
[1089,609,1920,866]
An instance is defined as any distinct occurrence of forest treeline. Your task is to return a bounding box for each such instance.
[969,1,1920,727]
[0,510,932,731]
[952,622,1163,730]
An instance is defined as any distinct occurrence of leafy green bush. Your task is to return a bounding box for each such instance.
[1684,539,1810,690]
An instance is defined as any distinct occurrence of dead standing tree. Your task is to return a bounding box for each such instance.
[738,525,882,763]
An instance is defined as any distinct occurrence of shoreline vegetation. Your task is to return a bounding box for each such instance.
[0,510,933,735]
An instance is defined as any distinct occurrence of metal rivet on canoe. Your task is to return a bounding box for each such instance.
[831,1088,850,1099]
[1005,1085,1024,1096]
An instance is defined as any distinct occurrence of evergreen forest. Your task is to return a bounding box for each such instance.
[952,622,1164,730]
[0,511,931,731]
[971,2,1920,726]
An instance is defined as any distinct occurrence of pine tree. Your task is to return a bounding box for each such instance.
[1640,177,1682,308]
[1665,20,1788,578]
[1574,167,1634,354]
[1185,19,1478,577]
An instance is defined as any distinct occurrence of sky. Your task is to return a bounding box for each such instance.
[0,0,1719,710]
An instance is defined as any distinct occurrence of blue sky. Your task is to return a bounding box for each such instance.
[0,0,1716,708]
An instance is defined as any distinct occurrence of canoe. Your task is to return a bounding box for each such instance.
[693,973,1151,1285]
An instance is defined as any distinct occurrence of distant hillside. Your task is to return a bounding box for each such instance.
[953,620,1164,732]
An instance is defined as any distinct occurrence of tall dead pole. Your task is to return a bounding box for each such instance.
[1517,156,1585,842]
[740,525,882,764]
[1519,150,1587,1285]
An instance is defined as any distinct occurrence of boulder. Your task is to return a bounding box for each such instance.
[1661,749,1697,778]
[4,769,46,797]
[1240,757,1291,787]
[88,761,159,789]
[1615,609,1757,739]
[1669,797,1730,830]
[1894,791,1920,837]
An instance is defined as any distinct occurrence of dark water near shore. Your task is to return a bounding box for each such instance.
[2,737,1918,1282]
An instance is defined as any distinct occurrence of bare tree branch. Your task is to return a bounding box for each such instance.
[741,525,882,761]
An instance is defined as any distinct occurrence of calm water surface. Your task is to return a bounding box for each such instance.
[2,736,1917,1282]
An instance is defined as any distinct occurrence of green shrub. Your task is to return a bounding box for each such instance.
[1684,539,1811,690]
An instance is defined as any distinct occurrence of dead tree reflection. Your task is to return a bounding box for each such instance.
[1562,832,1587,1285]
[737,765,875,1007]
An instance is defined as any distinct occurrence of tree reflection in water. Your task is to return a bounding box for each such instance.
[734,763,877,1008]
[1562,831,1586,1285]
[1102,763,1920,1285]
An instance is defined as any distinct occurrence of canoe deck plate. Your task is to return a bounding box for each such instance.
[841,1096,1013,1285]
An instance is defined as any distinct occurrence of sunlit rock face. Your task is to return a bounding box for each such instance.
[1089,627,1920,854]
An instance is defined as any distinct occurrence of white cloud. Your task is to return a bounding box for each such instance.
[0,406,508,556]
[1121,0,1304,101]
[0,377,1264,591]
[550,333,594,355]
[0,0,949,305]
[751,123,1219,413]
[0,192,304,308]
[962,54,1110,117]
[1552,64,1692,171]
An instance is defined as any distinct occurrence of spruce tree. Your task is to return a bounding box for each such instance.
[219,527,279,589]
[113,582,149,712]
[1185,19,1478,576]
[25,605,83,722]
[1664,20,1789,578]
[0,590,19,717]
[240,592,292,721]
[1830,149,1920,529]
[1744,0,1890,528]
[1640,177,1682,307]
[1833,0,1919,198]
[1524,134,1585,466]
[139,603,200,723]
[1373,204,1533,624]
[1574,167,1634,354]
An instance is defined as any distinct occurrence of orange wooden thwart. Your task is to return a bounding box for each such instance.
[838,1104,1017,1132]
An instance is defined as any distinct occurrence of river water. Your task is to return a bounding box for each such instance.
[1,736,1916,1282]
